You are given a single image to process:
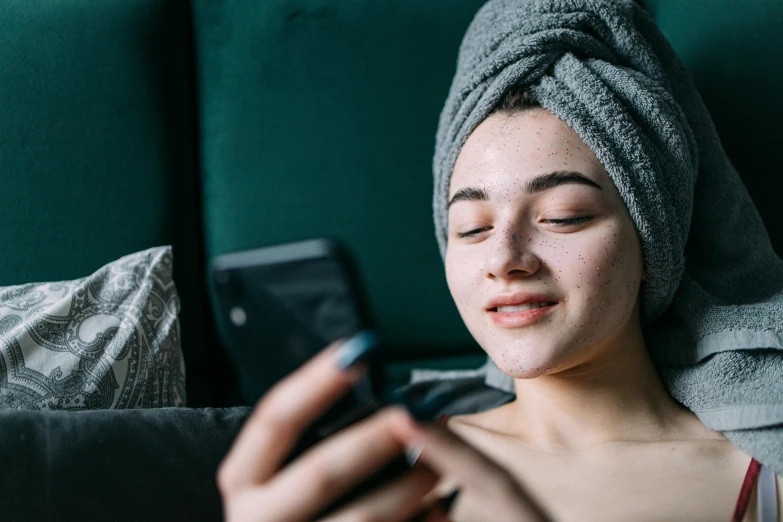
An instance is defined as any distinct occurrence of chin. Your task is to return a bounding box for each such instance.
[485,339,565,378]
[501,366,550,379]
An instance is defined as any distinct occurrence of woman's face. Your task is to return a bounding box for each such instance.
[445,109,645,378]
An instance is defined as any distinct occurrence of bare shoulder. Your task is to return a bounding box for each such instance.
[427,408,510,502]
[442,409,506,440]
[437,409,772,522]
[443,411,488,429]
[440,405,521,452]
[444,402,515,431]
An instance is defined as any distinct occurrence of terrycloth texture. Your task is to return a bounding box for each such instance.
[432,0,783,473]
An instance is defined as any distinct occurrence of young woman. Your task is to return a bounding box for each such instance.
[216,1,782,520]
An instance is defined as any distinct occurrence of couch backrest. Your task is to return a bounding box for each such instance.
[192,0,488,368]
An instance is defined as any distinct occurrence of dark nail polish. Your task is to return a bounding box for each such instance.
[409,488,461,521]
[439,488,461,514]
[333,330,378,370]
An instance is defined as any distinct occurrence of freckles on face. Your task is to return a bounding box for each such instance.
[444,109,645,377]
[554,220,642,353]
[447,209,643,378]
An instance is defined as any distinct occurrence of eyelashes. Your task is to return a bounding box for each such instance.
[456,216,593,239]
[546,216,593,226]
[457,226,492,239]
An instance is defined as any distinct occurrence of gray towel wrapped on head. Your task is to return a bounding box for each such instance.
[431,0,783,472]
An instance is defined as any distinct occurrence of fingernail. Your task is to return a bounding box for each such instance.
[405,443,424,467]
[333,330,378,370]
[438,488,461,515]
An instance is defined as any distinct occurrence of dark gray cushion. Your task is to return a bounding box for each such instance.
[0,407,251,522]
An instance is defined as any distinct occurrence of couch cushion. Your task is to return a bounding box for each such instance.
[0,406,251,521]
[192,0,487,360]
[0,0,213,405]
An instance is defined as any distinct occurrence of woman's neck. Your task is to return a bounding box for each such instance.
[500,326,710,452]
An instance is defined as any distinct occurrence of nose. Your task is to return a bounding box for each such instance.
[484,226,541,280]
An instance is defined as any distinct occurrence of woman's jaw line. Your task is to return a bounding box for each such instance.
[489,322,691,451]
[485,301,643,380]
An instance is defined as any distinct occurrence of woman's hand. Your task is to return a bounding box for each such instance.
[217,336,551,522]
[402,420,551,522]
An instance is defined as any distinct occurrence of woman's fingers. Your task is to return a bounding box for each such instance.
[392,422,552,522]
[218,334,373,494]
[318,461,440,522]
[260,407,428,521]
[411,489,461,522]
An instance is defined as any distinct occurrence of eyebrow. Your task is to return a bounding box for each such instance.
[447,170,602,209]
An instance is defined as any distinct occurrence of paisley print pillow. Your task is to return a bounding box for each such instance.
[0,246,186,409]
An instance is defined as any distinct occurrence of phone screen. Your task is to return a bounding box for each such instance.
[213,245,369,403]
[244,255,364,352]
[212,240,409,516]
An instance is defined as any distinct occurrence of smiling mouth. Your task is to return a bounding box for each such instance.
[490,302,557,312]
[488,302,558,328]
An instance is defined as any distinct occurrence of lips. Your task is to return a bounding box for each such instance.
[495,302,556,312]
[490,302,557,327]
[486,292,559,311]
[486,292,559,328]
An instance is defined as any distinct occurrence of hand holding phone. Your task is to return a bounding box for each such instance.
[212,239,547,521]
[216,336,442,521]
[216,332,549,522]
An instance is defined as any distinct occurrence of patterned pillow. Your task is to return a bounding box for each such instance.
[0,246,186,409]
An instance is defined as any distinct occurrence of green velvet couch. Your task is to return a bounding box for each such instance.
[0,0,780,520]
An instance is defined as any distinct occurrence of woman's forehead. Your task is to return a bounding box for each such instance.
[449,110,608,197]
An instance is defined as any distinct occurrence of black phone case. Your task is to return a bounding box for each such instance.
[211,238,410,516]
[211,238,372,400]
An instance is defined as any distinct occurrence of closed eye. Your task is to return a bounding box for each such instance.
[457,226,492,238]
[544,217,593,227]
[457,217,592,239]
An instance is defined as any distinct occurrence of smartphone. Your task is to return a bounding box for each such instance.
[211,238,376,400]
[210,238,409,515]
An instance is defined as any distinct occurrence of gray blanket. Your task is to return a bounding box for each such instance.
[430,0,783,473]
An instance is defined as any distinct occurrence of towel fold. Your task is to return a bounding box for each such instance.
[431,0,783,473]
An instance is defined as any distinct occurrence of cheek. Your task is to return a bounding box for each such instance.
[543,223,623,282]
[445,246,488,319]
[564,225,642,316]
[445,248,475,303]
